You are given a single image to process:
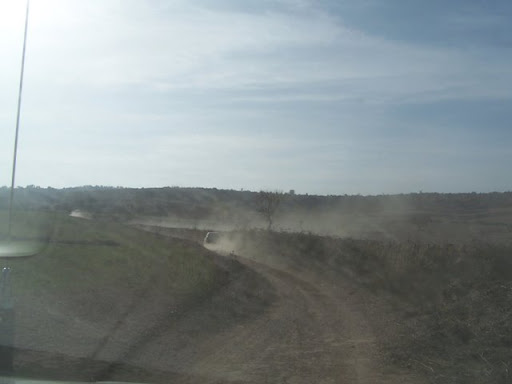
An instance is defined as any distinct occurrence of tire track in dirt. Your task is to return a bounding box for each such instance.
[106,254,427,384]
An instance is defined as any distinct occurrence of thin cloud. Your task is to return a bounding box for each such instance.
[15,0,508,106]
[0,0,510,193]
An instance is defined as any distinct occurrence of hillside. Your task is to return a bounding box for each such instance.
[0,187,511,382]
[0,213,274,381]
[223,231,512,384]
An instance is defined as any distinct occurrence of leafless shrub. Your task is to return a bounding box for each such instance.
[256,190,283,231]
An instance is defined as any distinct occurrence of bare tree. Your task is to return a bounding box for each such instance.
[256,190,283,230]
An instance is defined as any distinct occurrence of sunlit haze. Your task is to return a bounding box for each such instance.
[0,0,511,195]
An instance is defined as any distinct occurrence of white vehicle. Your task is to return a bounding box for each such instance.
[203,232,222,245]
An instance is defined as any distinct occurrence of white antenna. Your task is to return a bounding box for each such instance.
[0,0,37,257]
[7,0,30,240]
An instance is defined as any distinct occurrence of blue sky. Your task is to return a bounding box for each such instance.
[0,0,510,195]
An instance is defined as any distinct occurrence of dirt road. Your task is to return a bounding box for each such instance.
[99,254,426,384]
[13,242,426,383]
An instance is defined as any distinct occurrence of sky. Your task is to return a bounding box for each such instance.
[0,0,511,195]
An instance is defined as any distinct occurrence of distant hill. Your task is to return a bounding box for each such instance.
[2,186,512,243]
[2,185,512,217]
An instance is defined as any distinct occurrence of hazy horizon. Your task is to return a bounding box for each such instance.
[1,183,511,198]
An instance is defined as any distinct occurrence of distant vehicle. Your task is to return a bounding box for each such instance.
[204,232,222,245]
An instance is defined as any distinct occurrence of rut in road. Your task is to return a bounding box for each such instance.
[105,254,426,384]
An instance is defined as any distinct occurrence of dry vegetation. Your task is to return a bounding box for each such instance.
[222,230,512,384]
[120,187,512,383]
[0,212,274,381]
[2,187,512,382]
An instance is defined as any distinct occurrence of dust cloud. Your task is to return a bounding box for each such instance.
[129,194,512,245]
[69,209,92,220]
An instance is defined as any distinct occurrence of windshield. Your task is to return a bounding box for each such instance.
[0,1,511,383]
